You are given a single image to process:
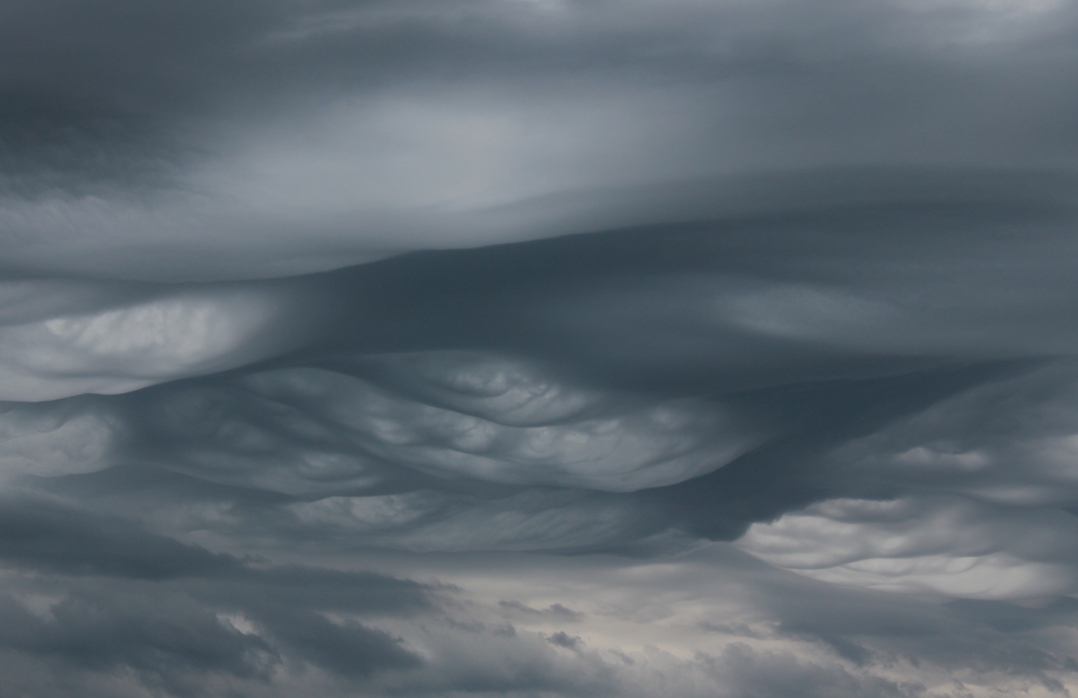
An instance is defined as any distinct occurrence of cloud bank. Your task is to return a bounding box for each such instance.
[4,0,1078,696]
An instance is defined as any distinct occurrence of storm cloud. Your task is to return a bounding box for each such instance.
[3,0,1078,696]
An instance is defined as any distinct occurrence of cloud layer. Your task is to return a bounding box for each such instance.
[4,0,1078,696]
[2,0,1078,279]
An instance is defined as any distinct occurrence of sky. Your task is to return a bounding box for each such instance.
[3,0,1078,696]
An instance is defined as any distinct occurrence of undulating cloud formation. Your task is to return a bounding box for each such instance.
[3,0,1078,696]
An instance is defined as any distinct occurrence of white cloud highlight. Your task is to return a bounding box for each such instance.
[737,496,1078,599]
[0,285,314,401]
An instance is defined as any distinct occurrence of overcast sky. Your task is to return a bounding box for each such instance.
[3,1,1078,696]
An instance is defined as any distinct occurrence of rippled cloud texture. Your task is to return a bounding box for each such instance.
[4,0,1078,696]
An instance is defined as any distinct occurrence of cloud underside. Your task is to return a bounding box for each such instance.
[1,0,1077,280]
[5,217,1078,695]
[5,0,1078,696]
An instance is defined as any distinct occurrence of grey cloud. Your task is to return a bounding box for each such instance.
[371,617,946,698]
[700,550,1078,693]
[546,631,582,650]
[737,494,1078,598]
[0,275,329,401]
[0,573,424,695]
[2,492,1077,697]
[298,200,1078,394]
[243,606,420,679]
[0,396,122,479]
[0,496,238,580]
[130,360,760,493]
[500,600,583,621]
[0,586,278,693]
[10,355,1010,555]
[0,495,433,610]
[1,1,1076,280]
[5,1,1078,696]
[0,498,436,695]
[5,214,1071,554]
[723,359,1078,607]
[0,203,1074,564]
[697,643,929,698]
[6,194,1077,401]
[823,359,1078,506]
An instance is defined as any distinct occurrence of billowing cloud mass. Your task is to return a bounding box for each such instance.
[3,0,1078,696]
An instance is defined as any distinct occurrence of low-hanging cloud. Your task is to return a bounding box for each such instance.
[0,0,1076,280]
[5,0,1078,696]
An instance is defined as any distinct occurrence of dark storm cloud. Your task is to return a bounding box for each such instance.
[4,0,1056,124]
[1,0,1077,280]
[0,497,434,694]
[747,571,1078,694]
[0,496,237,579]
[6,204,1078,548]
[3,0,1076,145]
[5,0,1078,696]
[0,575,424,692]
[359,547,1078,698]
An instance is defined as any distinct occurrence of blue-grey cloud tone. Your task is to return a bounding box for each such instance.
[4,1,1078,696]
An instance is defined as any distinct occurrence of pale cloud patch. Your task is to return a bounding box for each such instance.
[737,496,1078,599]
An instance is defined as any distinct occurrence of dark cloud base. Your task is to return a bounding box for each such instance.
[5,0,1078,695]
[5,211,1078,693]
